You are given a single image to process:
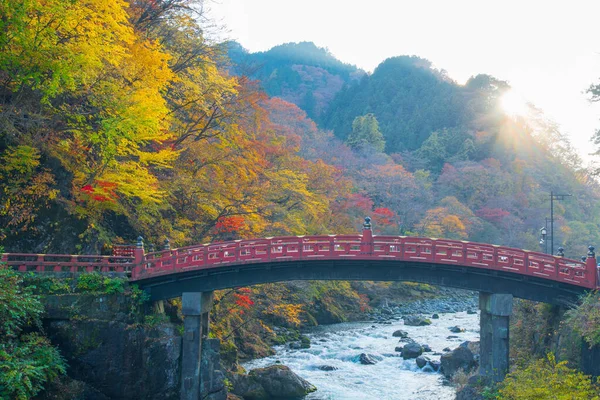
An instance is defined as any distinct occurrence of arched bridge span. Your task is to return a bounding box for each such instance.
[4,224,598,305]
[4,220,600,392]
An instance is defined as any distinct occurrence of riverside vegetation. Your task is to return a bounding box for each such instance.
[3,264,600,399]
[3,0,600,398]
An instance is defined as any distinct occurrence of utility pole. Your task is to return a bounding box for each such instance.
[549,192,572,255]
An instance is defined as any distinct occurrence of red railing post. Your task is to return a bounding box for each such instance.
[360,217,373,256]
[132,236,145,279]
[585,246,597,288]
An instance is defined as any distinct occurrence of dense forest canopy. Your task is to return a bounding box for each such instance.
[0,3,599,261]
[228,41,365,120]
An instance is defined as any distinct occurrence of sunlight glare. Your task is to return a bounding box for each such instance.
[500,90,528,116]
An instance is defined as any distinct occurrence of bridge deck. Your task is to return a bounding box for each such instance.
[2,228,598,290]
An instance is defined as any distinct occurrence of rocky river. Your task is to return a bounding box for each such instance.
[243,292,480,400]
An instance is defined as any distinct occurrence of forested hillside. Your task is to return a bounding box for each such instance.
[234,44,600,259]
[2,4,599,259]
[228,41,365,120]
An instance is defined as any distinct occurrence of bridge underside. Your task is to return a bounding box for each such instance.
[137,260,588,305]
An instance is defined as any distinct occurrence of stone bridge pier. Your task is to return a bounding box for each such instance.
[181,292,214,400]
[479,292,513,382]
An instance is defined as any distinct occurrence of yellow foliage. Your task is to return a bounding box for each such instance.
[416,207,468,240]
[266,304,304,327]
[498,353,599,400]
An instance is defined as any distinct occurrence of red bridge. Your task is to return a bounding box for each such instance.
[3,219,598,304]
[4,218,599,389]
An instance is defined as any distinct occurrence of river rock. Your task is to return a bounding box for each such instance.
[467,309,478,315]
[416,356,441,373]
[422,344,432,352]
[432,313,440,319]
[447,335,459,339]
[289,341,302,349]
[394,346,403,353]
[403,316,432,326]
[392,330,409,338]
[449,326,465,333]
[460,341,480,362]
[359,353,378,365]
[443,347,451,352]
[300,336,311,349]
[318,365,337,371]
[402,343,423,359]
[232,365,317,399]
[440,345,477,378]
[415,355,430,369]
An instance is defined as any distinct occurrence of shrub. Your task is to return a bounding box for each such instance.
[498,353,599,399]
[0,265,66,399]
[565,291,600,347]
[76,272,105,292]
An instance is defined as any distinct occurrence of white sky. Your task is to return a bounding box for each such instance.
[206,0,600,161]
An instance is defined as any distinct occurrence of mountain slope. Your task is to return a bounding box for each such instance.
[227,41,365,120]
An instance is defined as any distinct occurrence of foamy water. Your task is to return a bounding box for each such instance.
[244,312,479,400]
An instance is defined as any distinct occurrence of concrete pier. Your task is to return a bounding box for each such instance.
[180,292,214,400]
[479,292,513,382]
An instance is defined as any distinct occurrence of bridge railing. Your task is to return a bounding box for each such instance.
[132,233,597,289]
[1,253,135,273]
[2,230,595,289]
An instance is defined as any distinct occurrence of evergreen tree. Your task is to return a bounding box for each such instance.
[346,114,385,152]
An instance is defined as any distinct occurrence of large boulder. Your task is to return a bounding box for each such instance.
[403,316,432,326]
[461,341,481,363]
[440,345,477,378]
[392,330,409,338]
[402,343,423,359]
[231,365,316,399]
[44,313,181,399]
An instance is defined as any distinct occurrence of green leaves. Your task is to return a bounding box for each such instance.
[346,114,385,152]
[565,291,600,347]
[0,267,65,399]
[0,267,43,339]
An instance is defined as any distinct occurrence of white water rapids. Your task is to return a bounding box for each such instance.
[243,311,480,399]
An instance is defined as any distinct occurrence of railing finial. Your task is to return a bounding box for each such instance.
[363,216,372,230]
[582,256,587,263]
[557,247,564,257]
[588,246,595,259]
[163,238,171,250]
[136,236,144,249]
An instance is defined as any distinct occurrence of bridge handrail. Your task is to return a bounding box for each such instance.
[2,232,596,289]
[132,234,597,289]
[1,252,135,273]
